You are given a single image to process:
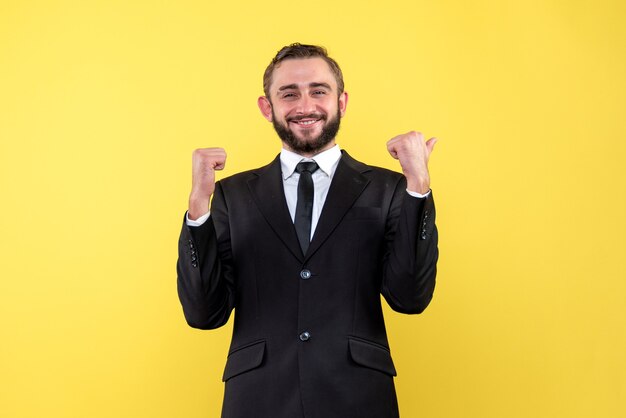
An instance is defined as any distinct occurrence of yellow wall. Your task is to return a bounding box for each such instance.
[1,1,625,417]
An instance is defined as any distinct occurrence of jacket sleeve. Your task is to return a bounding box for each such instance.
[381,178,439,314]
[176,182,235,329]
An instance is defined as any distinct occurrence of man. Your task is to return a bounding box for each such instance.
[177,43,438,418]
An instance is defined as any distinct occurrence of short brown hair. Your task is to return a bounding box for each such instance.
[263,43,345,97]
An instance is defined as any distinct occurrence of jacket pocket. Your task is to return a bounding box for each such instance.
[222,340,266,382]
[346,206,381,221]
[348,337,397,377]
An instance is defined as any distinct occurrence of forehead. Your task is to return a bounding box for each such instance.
[270,57,337,93]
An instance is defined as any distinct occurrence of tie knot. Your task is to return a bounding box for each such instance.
[295,161,319,175]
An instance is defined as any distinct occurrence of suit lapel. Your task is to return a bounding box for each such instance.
[247,155,304,262]
[247,151,372,263]
[305,151,371,260]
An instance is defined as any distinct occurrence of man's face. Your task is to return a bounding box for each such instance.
[258,57,348,156]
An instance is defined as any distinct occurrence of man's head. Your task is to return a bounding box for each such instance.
[262,44,345,98]
[258,43,348,156]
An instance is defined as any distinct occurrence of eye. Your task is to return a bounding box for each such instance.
[313,90,326,95]
[282,92,297,99]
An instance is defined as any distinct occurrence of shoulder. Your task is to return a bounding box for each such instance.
[340,150,404,183]
[217,155,281,189]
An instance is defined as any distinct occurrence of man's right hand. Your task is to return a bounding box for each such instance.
[188,147,227,220]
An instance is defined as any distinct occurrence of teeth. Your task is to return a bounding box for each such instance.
[294,119,318,125]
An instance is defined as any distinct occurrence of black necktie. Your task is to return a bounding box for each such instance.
[294,161,319,255]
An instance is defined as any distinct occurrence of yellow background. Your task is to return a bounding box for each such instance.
[1,0,625,417]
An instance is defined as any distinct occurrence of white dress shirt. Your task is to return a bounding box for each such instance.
[186,144,429,233]
[279,145,341,239]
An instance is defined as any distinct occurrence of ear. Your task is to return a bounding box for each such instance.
[338,91,348,117]
[258,96,273,122]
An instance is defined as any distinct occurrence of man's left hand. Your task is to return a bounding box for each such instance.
[386,131,437,194]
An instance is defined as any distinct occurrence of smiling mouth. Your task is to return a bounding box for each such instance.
[295,119,319,126]
[289,117,323,128]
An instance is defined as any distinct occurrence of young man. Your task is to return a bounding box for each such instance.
[177,43,438,418]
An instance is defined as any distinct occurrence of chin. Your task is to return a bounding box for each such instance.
[272,110,341,155]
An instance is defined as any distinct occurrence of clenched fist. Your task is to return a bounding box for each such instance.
[387,131,437,195]
[188,147,227,220]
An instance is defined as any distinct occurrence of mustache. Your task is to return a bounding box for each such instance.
[287,113,327,122]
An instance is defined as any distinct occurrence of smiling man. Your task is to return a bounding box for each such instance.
[258,55,346,156]
[177,43,439,418]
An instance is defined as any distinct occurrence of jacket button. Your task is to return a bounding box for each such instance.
[300,269,312,280]
[299,331,311,341]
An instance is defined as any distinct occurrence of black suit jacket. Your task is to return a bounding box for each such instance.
[177,151,438,418]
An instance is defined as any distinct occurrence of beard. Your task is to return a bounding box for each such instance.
[271,107,341,155]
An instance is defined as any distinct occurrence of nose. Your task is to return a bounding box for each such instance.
[295,95,316,115]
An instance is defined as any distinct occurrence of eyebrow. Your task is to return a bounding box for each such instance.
[277,82,333,92]
[309,82,332,90]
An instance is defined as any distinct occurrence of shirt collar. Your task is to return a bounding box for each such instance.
[280,145,342,180]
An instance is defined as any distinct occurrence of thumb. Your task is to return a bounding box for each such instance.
[426,137,438,154]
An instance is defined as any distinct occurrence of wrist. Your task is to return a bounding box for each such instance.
[406,177,430,195]
[188,193,211,220]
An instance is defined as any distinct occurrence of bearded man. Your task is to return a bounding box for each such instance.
[177,43,439,418]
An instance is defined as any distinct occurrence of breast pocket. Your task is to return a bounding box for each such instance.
[346,207,381,221]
